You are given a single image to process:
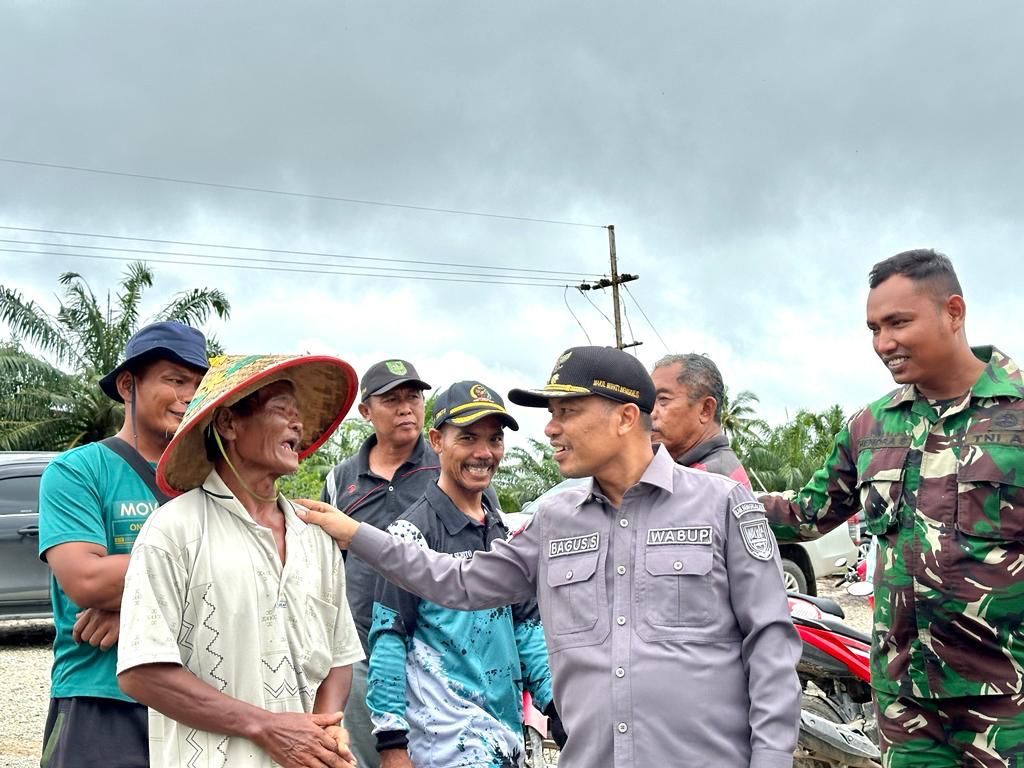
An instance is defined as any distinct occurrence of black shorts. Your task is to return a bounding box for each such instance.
[41,697,148,768]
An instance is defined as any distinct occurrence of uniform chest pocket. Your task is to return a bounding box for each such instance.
[857,468,905,536]
[641,545,713,629]
[956,457,1024,541]
[545,553,601,635]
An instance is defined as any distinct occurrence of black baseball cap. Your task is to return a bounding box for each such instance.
[433,381,519,431]
[508,346,656,413]
[360,359,431,402]
[99,321,209,403]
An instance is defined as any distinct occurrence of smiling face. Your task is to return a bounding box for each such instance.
[218,380,304,479]
[120,359,206,444]
[431,416,505,503]
[359,383,425,450]
[544,395,625,479]
[866,274,964,394]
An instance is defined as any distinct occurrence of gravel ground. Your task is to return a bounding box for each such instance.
[0,579,873,767]
[0,619,54,768]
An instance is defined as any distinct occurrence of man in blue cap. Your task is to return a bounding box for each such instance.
[38,320,209,768]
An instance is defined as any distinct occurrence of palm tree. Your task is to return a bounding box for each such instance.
[493,438,563,512]
[0,262,230,451]
[740,405,847,492]
[719,386,768,455]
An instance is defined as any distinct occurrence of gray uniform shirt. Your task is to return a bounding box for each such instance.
[350,446,801,768]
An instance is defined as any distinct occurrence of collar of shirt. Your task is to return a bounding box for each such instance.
[199,469,306,535]
[674,432,730,468]
[884,345,1023,412]
[355,433,436,479]
[576,443,675,508]
[424,482,500,535]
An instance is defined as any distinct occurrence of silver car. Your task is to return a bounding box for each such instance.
[0,452,56,619]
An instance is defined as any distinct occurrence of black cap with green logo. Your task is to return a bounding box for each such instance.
[360,359,431,402]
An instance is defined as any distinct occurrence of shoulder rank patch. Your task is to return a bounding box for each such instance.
[731,500,765,519]
[739,518,774,561]
[549,532,600,558]
[647,526,712,545]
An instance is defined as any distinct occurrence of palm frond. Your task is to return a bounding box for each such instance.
[159,288,231,326]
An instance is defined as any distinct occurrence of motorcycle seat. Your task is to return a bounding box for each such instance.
[788,592,845,620]
[815,615,872,646]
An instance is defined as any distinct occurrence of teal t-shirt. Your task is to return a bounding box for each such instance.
[38,441,160,701]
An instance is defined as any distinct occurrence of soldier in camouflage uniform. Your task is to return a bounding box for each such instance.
[762,249,1024,768]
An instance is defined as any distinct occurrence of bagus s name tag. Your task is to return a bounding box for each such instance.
[549,532,600,558]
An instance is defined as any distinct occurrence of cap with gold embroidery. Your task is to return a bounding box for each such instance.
[432,381,519,431]
[508,346,655,413]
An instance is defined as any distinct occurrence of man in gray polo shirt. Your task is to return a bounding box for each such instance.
[300,346,801,768]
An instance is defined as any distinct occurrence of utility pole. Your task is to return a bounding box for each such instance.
[578,224,640,350]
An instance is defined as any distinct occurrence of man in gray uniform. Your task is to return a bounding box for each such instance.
[298,346,801,768]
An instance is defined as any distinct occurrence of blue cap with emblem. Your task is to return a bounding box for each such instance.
[432,381,519,431]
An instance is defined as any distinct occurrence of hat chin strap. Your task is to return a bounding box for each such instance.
[212,428,279,504]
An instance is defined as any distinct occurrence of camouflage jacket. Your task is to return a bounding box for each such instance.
[763,346,1024,699]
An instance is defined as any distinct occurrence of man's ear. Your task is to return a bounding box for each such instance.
[699,396,718,425]
[428,427,444,454]
[115,371,136,401]
[945,294,967,333]
[212,408,238,441]
[617,403,642,435]
[357,401,371,422]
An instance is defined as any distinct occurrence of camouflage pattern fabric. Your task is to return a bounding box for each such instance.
[763,346,1024,700]
[874,689,1024,767]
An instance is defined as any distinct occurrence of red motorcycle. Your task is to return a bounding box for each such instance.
[789,591,880,768]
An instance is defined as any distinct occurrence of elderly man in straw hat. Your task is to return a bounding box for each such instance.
[117,354,364,768]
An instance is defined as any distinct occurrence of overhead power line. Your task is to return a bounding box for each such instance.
[0,239,583,284]
[0,246,571,289]
[624,284,670,352]
[0,157,607,229]
[563,286,593,344]
[0,225,604,280]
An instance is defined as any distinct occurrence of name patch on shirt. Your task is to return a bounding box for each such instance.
[646,526,712,546]
[549,533,600,558]
[858,435,913,450]
[731,501,765,519]
[739,518,774,561]
[452,550,474,560]
[965,431,1024,446]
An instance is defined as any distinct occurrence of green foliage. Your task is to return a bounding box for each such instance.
[740,405,846,492]
[493,438,563,513]
[720,386,769,455]
[277,418,374,500]
[0,262,230,451]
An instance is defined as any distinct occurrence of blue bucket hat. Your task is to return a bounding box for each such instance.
[99,321,210,403]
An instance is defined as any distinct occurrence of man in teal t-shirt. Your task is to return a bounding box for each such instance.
[38,321,209,768]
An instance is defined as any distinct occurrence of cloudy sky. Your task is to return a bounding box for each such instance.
[2,2,1022,443]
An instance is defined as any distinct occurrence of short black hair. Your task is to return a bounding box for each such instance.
[653,353,724,423]
[868,249,963,303]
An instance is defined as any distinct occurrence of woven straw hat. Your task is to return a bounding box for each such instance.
[156,354,357,496]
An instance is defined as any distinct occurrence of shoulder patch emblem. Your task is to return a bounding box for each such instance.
[548,532,600,558]
[739,518,774,561]
[731,500,765,519]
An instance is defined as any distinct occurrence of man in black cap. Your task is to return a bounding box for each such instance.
[38,320,209,768]
[319,359,434,768]
[298,346,801,768]
[364,381,557,768]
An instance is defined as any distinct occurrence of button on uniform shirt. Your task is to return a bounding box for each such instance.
[117,471,364,768]
[349,446,802,768]
[764,346,1024,699]
[367,483,553,765]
